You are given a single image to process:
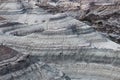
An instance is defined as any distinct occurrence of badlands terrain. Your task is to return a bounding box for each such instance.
[0,0,120,80]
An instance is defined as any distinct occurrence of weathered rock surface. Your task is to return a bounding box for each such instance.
[77,1,120,44]
[0,0,120,80]
[0,45,69,80]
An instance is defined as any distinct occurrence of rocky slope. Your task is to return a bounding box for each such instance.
[0,45,69,80]
[82,3,120,44]
[0,0,120,80]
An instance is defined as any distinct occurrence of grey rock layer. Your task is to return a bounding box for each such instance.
[0,0,120,80]
[0,45,69,80]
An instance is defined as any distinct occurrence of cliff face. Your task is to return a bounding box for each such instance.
[0,0,120,80]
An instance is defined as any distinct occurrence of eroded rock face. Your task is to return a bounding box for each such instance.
[0,0,120,80]
[0,45,29,76]
[82,4,120,44]
[39,0,120,44]
[0,45,69,80]
[0,45,20,61]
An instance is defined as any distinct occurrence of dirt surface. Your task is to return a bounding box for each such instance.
[0,16,6,21]
[0,45,18,61]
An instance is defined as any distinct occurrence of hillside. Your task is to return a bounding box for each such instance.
[0,0,120,80]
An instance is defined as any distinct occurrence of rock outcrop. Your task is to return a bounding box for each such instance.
[0,0,120,80]
[82,3,120,44]
[0,45,69,80]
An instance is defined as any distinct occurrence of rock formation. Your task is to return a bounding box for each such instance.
[82,2,120,44]
[0,0,120,80]
[0,45,69,80]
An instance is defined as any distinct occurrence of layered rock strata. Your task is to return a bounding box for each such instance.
[0,45,69,80]
[0,0,120,80]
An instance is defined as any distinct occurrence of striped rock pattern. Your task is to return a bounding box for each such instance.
[0,0,120,80]
[0,45,69,80]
